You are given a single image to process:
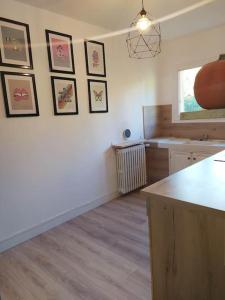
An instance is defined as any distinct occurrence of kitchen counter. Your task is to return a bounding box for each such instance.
[113,137,225,150]
[146,137,190,147]
[146,137,225,150]
[143,150,225,215]
[112,137,188,149]
[142,150,225,300]
[113,137,225,186]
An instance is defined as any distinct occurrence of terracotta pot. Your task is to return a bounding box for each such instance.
[194,57,225,109]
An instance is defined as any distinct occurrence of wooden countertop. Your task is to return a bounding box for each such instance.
[112,137,225,149]
[112,137,190,149]
[142,150,225,215]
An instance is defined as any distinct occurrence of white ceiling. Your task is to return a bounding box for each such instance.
[15,0,225,39]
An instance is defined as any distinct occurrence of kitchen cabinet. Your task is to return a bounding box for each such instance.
[193,152,211,163]
[145,137,225,182]
[169,151,192,174]
[146,147,169,184]
[169,150,215,174]
[142,150,225,300]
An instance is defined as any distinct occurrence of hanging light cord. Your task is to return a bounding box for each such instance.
[140,0,147,16]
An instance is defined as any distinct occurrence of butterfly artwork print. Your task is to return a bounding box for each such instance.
[93,89,103,102]
[88,79,108,113]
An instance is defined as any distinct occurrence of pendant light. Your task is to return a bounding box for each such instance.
[136,1,152,31]
[126,0,161,59]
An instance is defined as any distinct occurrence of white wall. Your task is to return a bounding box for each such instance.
[157,24,225,121]
[0,0,158,250]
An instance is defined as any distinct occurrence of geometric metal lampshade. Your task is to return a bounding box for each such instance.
[126,1,161,59]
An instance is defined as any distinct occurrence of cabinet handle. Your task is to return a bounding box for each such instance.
[188,157,191,160]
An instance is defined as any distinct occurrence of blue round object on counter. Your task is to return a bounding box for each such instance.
[123,129,131,139]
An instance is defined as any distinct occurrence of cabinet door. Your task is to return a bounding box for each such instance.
[169,151,192,174]
[192,152,212,164]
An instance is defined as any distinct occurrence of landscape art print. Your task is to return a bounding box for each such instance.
[51,76,78,115]
[1,72,39,117]
[46,30,75,74]
[0,17,33,69]
[88,79,108,113]
[84,40,106,77]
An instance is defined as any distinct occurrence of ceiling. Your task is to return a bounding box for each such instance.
[15,0,225,39]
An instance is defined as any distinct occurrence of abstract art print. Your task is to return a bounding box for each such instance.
[0,17,33,69]
[46,30,75,74]
[1,72,39,117]
[88,79,108,113]
[51,76,78,115]
[84,40,106,77]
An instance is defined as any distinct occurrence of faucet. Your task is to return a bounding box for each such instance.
[200,133,208,141]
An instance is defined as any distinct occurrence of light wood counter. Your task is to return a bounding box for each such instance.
[142,150,225,300]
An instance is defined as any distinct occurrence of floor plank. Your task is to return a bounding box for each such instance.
[0,192,151,300]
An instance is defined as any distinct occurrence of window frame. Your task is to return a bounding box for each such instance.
[178,66,202,115]
[173,59,225,123]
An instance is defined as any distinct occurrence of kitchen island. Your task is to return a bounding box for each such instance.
[142,150,225,300]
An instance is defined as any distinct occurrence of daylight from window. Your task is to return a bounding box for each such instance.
[179,67,202,113]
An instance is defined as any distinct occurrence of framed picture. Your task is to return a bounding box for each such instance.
[1,72,39,117]
[88,79,108,113]
[46,30,75,74]
[51,76,78,115]
[84,40,106,77]
[0,17,33,69]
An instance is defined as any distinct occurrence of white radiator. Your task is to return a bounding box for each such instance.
[116,144,147,194]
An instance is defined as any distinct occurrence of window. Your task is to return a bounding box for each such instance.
[179,67,202,113]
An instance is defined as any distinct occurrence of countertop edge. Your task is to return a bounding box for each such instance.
[142,150,225,217]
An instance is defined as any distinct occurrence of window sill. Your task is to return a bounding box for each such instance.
[180,109,225,121]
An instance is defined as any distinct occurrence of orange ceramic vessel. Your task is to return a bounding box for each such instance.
[194,59,225,109]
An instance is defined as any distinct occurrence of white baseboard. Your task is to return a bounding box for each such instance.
[0,191,119,253]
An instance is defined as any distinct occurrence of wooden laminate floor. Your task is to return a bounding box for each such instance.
[0,192,151,300]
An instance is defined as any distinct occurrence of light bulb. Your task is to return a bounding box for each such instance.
[136,15,152,31]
